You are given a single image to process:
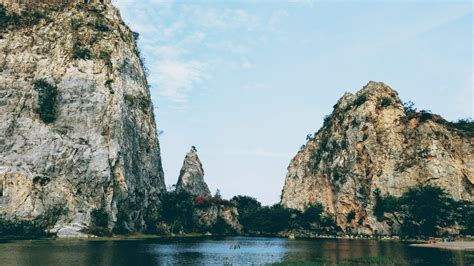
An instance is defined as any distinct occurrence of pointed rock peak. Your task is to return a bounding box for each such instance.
[176,146,211,196]
[333,81,402,112]
[358,81,400,99]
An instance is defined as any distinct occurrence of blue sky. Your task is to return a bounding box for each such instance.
[114,0,473,205]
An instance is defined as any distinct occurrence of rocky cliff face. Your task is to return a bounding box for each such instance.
[281,81,473,235]
[176,148,211,196]
[0,3,165,236]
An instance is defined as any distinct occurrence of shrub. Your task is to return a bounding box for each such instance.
[0,5,51,29]
[380,97,392,107]
[159,191,195,233]
[0,205,66,238]
[99,50,112,67]
[419,111,433,123]
[194,195,213,209]
[94,19,110,32]
[133,31,140,41]
[70,18,81,30]
[210,216,236,235]
[124,93,151,113]
[374,185,457,237]
[112,211,130,234]
[403,101,417,113]
[299,203,324,229]
[346,211,356,223]
[33,79,59,123]
[448,118,474,136]
[354,94,368,107]
[323,115,332,127]
[72,41,92,60]
[91,208,109,228]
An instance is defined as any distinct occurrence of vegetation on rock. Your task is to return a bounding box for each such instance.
[0,206,66,238]
[33,79,59,124]
[374,185,473,238]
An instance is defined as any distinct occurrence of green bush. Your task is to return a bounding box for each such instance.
[33,79,59,124]
[210,216,236,235]
[72,41,92,60]
[94,19,110,32]
[381,97,392,107]
[354,94,368,107]
[0,206,66,238]
[448,119,474,136]
[70,18,81,30]
[91,208,109,228]
[133,31,140,41]
[159,190,195,233]
[419,111,433,123]
[0,5,51,29]
[99,50,112,68]
[374,185,458,237]
[346,211,356,223]
[124,93,151,113]
[299,203,323,229]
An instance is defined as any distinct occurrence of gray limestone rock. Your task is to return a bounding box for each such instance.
[281,81,473,235]
[0,3,165,235]
[176,148,211,196]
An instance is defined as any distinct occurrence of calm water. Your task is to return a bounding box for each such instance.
[0,237,472,265]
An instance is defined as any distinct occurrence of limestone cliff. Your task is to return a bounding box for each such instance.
[281,81,473,235]
[0,3,165,236]
[176,148,211,196]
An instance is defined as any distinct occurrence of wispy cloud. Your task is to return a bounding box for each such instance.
[149,60,207,103]
[115,1,272,105]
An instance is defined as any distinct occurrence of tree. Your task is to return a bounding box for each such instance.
[159,191,195,233]
[231,195,262,232]
[374,185,456,237]
[299,203,324,229]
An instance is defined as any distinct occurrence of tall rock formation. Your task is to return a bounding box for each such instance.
[0,2,165,235]
[281,81,473,235]
[176,148,211,196]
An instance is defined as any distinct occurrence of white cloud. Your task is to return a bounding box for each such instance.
[241,60,254,69]
[149,60,207,103]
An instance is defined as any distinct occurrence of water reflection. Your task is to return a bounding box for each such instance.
[0,237,472,265]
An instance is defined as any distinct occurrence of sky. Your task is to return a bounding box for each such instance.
[114,0,473,205]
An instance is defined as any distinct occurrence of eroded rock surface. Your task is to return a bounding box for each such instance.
[281,81,473,235]
[176,148,211,196]
[0,3,165,235]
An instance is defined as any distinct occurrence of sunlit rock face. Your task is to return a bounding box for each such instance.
[176,148,211,196]
[281,81,473,235]
[0,3,165,235]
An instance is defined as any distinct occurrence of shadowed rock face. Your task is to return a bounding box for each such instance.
[176,149,211,196]
[281,81,473,235]
[0,4,165,236]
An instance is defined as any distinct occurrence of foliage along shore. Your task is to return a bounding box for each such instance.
[1,184,472,241]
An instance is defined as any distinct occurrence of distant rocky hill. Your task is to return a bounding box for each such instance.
[0,3,165,236]
[281,81,473,235]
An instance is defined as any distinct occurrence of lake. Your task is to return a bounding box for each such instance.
[0,237,472,265]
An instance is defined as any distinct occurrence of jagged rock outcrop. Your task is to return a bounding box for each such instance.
[281,81,473,235]
[0,3,165,236]
[176,148,211,196]
[194,204,242,234]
